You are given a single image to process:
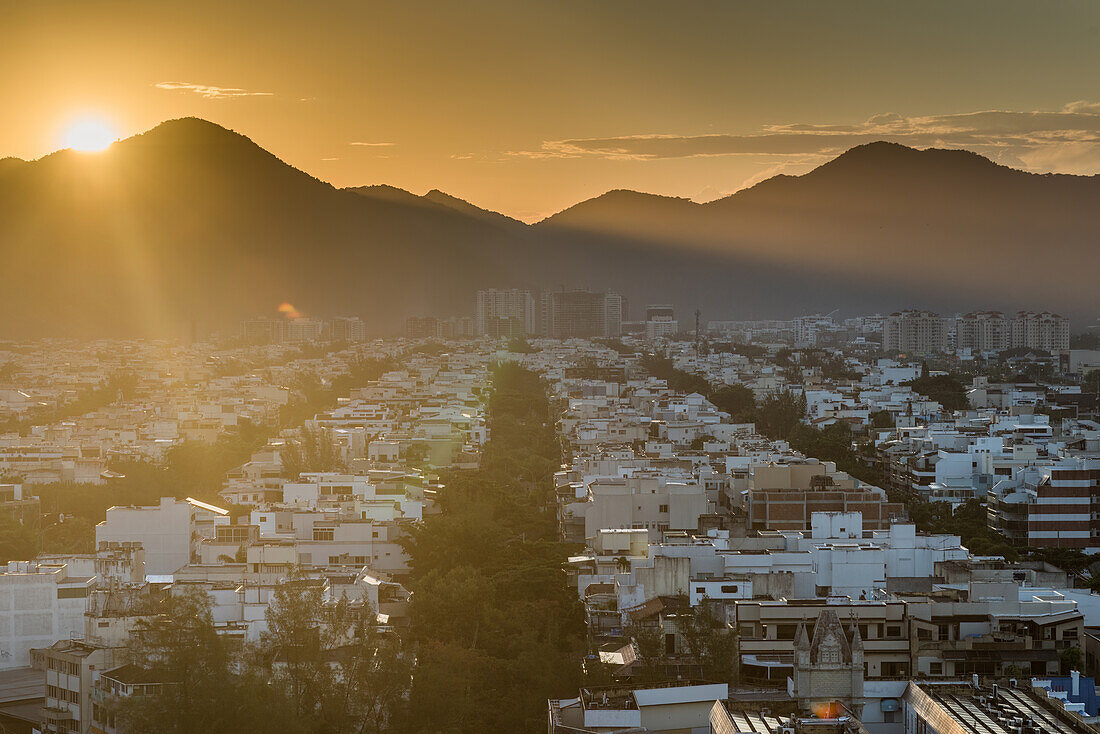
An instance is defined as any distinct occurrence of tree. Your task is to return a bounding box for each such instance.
[756,390,806,439]
[282,426,343,478]
[1060,645,1084,674]
[115,586,274,734]
[677,598,738,683]
[903,373,970,412]
[869,410,894,429]
[0,514,38,563]
[709,385,756,423]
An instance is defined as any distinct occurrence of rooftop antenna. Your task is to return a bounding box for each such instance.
[695,308,702,355]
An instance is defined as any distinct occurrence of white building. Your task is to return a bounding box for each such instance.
[0,561,93,669]
[95,497,229,576]
[883,311,948,355]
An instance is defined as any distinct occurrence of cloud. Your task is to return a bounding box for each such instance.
[155,81,273,99]
[349,141,395,147]
[516,103,1100,174]
[320,157,341,161]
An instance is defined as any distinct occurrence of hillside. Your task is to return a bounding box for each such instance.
[1,120,1097,338]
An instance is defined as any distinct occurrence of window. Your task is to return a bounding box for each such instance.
[721,585,739,593]
[929,662,943,675]
[312,527,335,541]
[887,625,902,637]
[659,504,669,513]
[696,587,707,594]
[57,586,88,599]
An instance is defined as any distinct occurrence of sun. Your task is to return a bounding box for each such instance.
[62,117,117,152]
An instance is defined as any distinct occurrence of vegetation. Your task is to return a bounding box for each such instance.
[282,426,344,478]
[904,499,1018,561]
[903,372,970,412]
[114,582,410,734]
[640,353,710,395]
[0,372,138,436]
[399,362,584,733]
[708,384,756,423]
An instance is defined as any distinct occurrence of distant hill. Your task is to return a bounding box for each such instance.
[1,120,1097,338]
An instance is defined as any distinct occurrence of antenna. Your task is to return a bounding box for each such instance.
[695,309,702,354]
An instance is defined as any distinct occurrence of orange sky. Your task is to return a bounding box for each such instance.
[5,1,1100,221]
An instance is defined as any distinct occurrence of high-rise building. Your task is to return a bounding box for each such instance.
[955,311,1009,352]
[793,314,836,346]
[405,316,439,339]
[540,290,623,339]
[241,318,288,344]
[883,310,948,355]
[330,316,367,342]
[1011,311,1069,352]
[644,304,678,339]
[475,289,536,337]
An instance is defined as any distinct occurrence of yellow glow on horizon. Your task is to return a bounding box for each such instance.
[61,117,117,152]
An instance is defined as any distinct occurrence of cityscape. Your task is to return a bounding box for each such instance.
[4,2,1100,734]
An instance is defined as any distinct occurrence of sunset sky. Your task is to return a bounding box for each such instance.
[6,0,1100,220]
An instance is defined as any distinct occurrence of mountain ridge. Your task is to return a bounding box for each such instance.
[1,117,1096,338]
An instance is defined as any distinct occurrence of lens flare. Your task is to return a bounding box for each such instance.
[277,302,302,320]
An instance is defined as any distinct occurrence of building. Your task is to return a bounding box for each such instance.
[795,314,837,347]
[475,289,536,337]
[240,317,287,344]
[956,312,1009,352]
[645,305,679,340]
[901,679,1097,734]
[32,639,121,734]
[1012,311,1070,352]
[988,458,1100,550]
[883,311,948,356]
[0,562,93,670]
[790,609,865,718]
[95,497,229,576]
[541,290,623,339]
[548,681,728,734]
[330,316,367,342]
[404,316,439,339]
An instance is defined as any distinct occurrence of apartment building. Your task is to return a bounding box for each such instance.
[541,290,624,339]
[475,288,536,337]
[1012,311,1070,352]
[95,497,230,576]
[644,305,678,340]
[883,311,948,356]
[0,562,93,670]
[741,463,905,531]
[956,311,1010,352]
[988,458,1100,550]
[32,639,121,734]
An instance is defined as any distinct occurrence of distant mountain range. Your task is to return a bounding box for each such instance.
[1,117,1096,339]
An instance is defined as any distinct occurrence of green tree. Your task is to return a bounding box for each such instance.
[0,514,38,563]
[756,390,806,439]
[677,598,739,683]
[709,384,756,423]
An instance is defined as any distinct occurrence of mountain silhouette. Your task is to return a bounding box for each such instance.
[1,119,1096,338]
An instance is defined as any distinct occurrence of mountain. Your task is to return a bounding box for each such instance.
[536,141,1100,321]
[1,121,1097,339]
[0,119,525,338]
